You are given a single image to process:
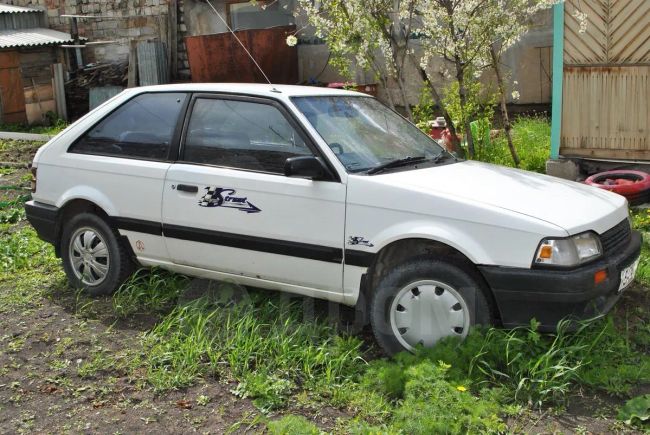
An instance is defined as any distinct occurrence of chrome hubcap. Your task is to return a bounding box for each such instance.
[69,227,110,286]
[390,280,470,351]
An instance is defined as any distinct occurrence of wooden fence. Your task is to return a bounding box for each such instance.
[560,0,649,160]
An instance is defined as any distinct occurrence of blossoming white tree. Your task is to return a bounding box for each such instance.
[297,0,418,120]
[296,0,581,162]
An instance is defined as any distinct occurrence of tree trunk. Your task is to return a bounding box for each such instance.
[490,45,520,167]
[413,62,463,156]
[379,75,397,110]
[396,74,413,120]
[456,63,475,159]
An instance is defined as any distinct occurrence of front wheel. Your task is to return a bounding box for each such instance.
[369,256,493,355]
[60,212,134,296]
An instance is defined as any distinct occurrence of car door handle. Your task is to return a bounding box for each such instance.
[177,184,198,193]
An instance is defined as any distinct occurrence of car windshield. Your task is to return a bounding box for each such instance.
[291,96,448,173]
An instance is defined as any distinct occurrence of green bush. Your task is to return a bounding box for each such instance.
[474,116,550,173]
[391,362,505,434]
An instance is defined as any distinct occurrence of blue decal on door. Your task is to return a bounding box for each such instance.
[198,187,261,213]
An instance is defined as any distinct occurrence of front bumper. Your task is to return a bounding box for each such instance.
[479,230,642,331]
[24,200,59,245]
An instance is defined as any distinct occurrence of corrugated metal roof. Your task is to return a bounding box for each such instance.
[0,4,41,14]
[0,28,73,48]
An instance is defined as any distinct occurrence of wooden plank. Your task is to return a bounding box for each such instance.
[0,50,27,124]
[127,40,138,88]
[560,148,650,160]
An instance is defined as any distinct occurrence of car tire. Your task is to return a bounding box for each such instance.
[60,212,134,296]
[369,256,493,355]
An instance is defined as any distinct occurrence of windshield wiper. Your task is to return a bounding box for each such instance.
[366,155,427,175]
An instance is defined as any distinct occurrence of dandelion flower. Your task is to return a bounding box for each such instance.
[456,386,467,392]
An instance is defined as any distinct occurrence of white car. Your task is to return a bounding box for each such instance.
[25,84,641,355]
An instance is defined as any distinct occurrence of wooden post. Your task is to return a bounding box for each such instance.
[168,0,178,81]
[52,63,68,121]
[127,40,139,87]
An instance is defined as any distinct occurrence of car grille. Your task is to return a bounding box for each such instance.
[600,219,632,256]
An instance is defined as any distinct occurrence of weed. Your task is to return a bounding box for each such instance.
[112,268,189,318]
[267,415,320,435]
[391,362,505,434]
[196,394,210,406]
[356,314,650,414]
[78,349,128,379]
[0,195,29,225]
[0,228,56,273]
[141,294,365,409]
[0,139,42,155]
[475,116,550,173]
[617,394,650,428]
[631,209,650,286]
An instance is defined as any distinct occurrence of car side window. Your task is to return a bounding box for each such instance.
[183,98,312,173]
[69,93,186,160]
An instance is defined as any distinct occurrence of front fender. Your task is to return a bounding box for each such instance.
[369,219,491,265]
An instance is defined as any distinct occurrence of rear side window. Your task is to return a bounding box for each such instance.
[69,93,186,160]
[183,98,312,173]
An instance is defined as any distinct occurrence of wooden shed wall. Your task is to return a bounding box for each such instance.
[560,0,650,160]
[19,48,58,125]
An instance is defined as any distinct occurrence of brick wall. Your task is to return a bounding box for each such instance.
[5,0,171,64]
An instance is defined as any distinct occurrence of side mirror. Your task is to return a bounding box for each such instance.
[284,156,329,180]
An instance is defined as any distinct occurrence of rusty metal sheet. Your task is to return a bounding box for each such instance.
[185,25,298,84]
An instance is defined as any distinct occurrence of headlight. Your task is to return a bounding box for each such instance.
[534,231,602,267]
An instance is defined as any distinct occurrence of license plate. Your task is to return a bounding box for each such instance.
[618,257,640,293]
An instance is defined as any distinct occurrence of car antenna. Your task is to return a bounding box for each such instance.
[205,0,278,91]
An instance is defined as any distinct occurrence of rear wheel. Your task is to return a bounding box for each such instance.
[370,256,493,355]
[61,213,134,296]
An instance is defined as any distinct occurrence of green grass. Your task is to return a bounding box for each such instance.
[267,415,320,435]
[112,268,189,318]
[0,120,67,136]
[138,291,365,411]
[0,227,63,313]
[473,116,550,173]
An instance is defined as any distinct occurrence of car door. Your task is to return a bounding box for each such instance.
[161,94,346,293]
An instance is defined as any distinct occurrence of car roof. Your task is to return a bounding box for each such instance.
[131,83,367,98]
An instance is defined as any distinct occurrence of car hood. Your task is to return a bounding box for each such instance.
[376,160,628,235]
